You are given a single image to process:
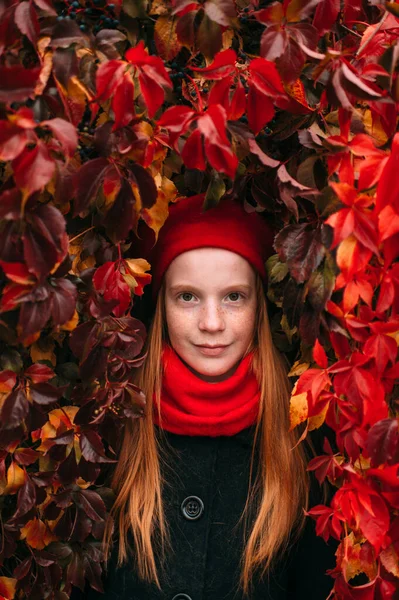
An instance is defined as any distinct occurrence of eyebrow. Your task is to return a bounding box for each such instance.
[169,283,253,293]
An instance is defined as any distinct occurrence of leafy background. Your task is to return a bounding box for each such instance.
[1,0,399,598]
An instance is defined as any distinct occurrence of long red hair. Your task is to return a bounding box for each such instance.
[101,273,309,596]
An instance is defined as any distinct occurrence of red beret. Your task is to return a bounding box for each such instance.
[140,193,275,300]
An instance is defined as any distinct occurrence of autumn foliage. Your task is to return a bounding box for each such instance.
[1,0,399,598]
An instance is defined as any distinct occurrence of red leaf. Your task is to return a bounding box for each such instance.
[181,128,206,171]
[95,59,126,103]
[125,40,172,118]
[73,158,112,216]
[0,282,31,312]
[80,430,116,464]
[247,86,275,135]
[0,261,35,285]
[313,339,328,369]
[93,262,131,317]
[0,121,29,161]
[247,58,286,133]
[378,205,399,243]
[15,1,40,45]
[363,333,398,376]
[12,143,55,200]
[376,132,399,215]
[203,0,236,27]
[249,57,286,98]
[50,278,77,326]
[325,208,355,249]
[111,73,135,130]
[367,418,399,467]
[0,371,17,393]
[0,65,41,103]
[25,364,55,384]
[313,0,340,35]
[41,118,78,157]
[23,203,69,280]
[157,105,194,147]
[33,0,57,14]
[0,388,29,429]
[196,104,238,178]
[260,25,287,61]
[191,49,237,79]
[255,3,284,24]
[30,382,63,406]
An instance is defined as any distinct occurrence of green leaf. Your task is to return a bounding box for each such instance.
[204,170,226,209]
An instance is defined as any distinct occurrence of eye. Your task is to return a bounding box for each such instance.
[227,292,244,302]
[178,292,195,302]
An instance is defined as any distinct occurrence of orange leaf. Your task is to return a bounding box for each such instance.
[20,517,56,549]
[154,15,182,61]
[3,461,26,494]
[0,577,17,600]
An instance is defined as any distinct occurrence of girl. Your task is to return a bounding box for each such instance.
[71,194,337,600]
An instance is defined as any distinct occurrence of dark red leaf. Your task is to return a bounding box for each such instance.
[367,418,399,467]
[41,118,78,157]
[30,382,64,406]
[0,388,29,429]
[313,0,340,35]
[0,65,41,103]
[73,158,112,216]
[15,1,40,45]
[80,430,117,463]
[274,223,326,283]
[25,364,55,384]
[51,278,77,326]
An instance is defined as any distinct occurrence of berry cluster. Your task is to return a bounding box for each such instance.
[56,0,119,33]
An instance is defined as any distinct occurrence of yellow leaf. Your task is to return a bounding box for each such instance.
[30,338,56,365]
[124,258,151,277]
[380,545,399,578]
[150,0,169,14]
[154,15,182,61]
[60,310,79,331]
[336,234,358,273]
[362,108,389,146]
[34,47,53,96]
[386,330,399,345]
[0,576,17,600]
[289,392,308,431]
[69,236,96,275]
[122,273,138,290]
[288,360,310,377]
[222,29,234,50]
[308,402,329,431]
[141,176,178,242]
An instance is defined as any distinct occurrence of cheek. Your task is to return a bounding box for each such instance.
[165,303,191,340]
[233,306,256,338]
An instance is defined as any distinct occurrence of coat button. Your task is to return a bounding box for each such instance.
[171,595,192,600]
[180,495,204,521]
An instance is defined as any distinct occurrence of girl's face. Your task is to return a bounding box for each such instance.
[164,248,257,383]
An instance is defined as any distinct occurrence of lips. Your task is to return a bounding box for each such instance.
[196,344,229,356]
[196,345,228,349]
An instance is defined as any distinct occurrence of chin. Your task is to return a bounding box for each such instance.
[193,356,239,379]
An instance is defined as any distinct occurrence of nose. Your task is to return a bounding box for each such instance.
[198,300,225,333]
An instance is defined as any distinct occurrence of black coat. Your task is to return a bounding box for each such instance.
[71,424,337,600]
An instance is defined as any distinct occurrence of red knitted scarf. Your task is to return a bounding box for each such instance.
[153,343,260,437]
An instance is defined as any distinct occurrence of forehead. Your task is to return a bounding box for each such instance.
[165,247,255,285]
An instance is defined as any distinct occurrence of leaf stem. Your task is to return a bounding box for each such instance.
[184,73,203,112]
[356,6,390,57]
[69,226,95,245]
